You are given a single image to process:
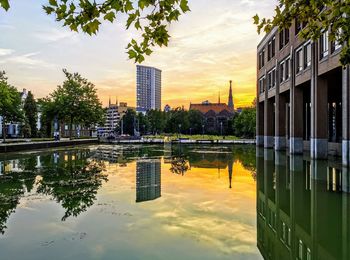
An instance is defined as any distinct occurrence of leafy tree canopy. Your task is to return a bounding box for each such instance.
[0,71,23,141]
[51,69,104,138]
[0,0,190,63]
[23,91,38,137]
[254,0,350,65]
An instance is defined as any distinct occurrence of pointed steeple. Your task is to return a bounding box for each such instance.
[218,91,221,104]
[109,96,111,106]
[116,96,118,106]
[228,80,234,111]
[228,160,233,189]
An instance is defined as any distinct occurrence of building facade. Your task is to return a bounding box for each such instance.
[256,20,350,166]
[98,101,135,137]
[136,65,162,113]
[190,81,235,133]
[136,159,161,203]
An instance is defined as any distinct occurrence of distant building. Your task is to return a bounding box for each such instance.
[98,100,135,137]
[164,104,171,112]
[136,159,161,203]
[136,65,162,113]
[190,81,234,133]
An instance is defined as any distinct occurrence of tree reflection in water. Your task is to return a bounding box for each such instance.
[0,150,108,234]
[36,159,107,221]
[170,156,190,176]
[0,170,36,234]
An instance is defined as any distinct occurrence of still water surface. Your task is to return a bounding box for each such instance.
[0,145,348,259]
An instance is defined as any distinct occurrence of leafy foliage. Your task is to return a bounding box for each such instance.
[0,0,190,63]
[0,71,23,141]
[254,0,350,65]
[50,69,105,138]
[23,91,38,137]
[122,108,137,135]
[233,107,256,138]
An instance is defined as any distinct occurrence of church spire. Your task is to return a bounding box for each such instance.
[218,91,221,104]
[109,96,111,106]
[228,80,234,111]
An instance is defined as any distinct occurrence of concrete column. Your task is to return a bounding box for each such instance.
[290,86,304,154]
[342,66,350,167]
[264,68,274,148]
[290,46,303,154]
[257,102,265,147]
[275,94,287,150]
[311,76,328,159]
[311,41,328,159]
[264,98,274,148]
[275,60,287,151]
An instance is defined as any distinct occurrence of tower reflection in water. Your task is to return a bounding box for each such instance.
[136,159,161,203]
[256,148,350,260]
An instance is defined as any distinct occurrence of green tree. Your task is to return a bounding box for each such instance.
[147,109,165,134]
[233,107,256,138]
[51,69,104,139]
[0,0,190,63]
[0,71,23,142]
[254,0,350,65]
[188,109,203,134]
[122,109,137,135]
[21,119,31,138]
[23,91,38,137]
[137,112,150,135]
[164,107,189,134]
[37,97,56,138]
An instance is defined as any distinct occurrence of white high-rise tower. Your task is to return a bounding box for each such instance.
[136,65,162,113]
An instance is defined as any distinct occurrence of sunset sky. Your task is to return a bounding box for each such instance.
[0,0,276,109]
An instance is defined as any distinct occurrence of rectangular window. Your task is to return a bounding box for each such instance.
[268,68,276,89]
[285,28,290,44]
[258,49,265,69]
[279,30,284,50]
[296,48,303,73]
[268,41,272,60]
[296,18,302,35]
[320,30,329,59]
[279,29,290,50]
[272,36,276,58]
[304,42,311,68]
[285,58,290,80]
[331,41,342,53]
[259,77,265,94]
[280,62,285,83]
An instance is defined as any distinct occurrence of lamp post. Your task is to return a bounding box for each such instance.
[220,122,223,136]
[202,124,205,136]
[178,124,182,138]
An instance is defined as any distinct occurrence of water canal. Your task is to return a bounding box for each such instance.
[0,145,348,259]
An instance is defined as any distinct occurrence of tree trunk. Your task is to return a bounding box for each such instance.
[2,118,6,143]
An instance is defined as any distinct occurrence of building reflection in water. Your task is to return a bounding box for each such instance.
[256,148,350,260]
[136,159,161,203]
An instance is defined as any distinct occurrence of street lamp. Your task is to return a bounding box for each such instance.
[178,124,182,138]
[202,124,205,136]
[220,122,223,136]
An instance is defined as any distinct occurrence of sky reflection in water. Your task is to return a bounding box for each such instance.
[0,145,259,260]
